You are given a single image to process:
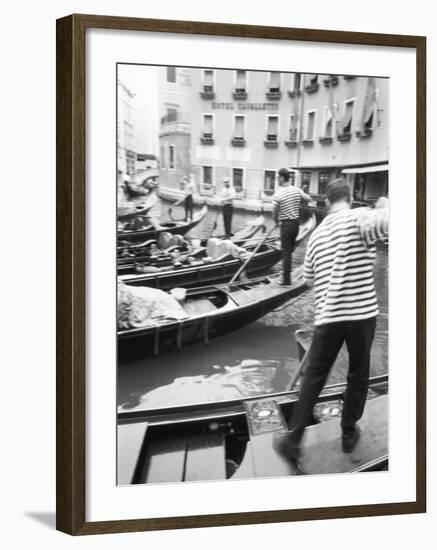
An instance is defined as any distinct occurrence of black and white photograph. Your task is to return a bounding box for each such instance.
[116,64,389,485]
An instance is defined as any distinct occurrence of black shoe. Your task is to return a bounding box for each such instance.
[273,432,301,461]
[342,426,361,453]
[278,281,292,287]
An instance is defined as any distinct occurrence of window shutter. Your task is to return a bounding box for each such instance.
[267,116,278,135]
[269,72,280,90]
[234,116,244,139]
[204,70,213,86]
[236,70,246,89]
[203,115,213,136]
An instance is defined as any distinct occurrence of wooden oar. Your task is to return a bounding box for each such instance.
[168,196,185,221]
[286,330,312,392]
[210,208,220,237]
[229,224,277,284]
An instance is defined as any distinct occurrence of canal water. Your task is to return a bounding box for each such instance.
[117,202,388,412]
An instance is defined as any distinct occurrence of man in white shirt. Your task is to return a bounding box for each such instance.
[222,177,235,238]
[182,176,195,221]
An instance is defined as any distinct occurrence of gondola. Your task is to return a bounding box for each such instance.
[117,194,159,221]
[118,242,282,289]
[118,213,266,257]
[117,361,388,485]
[117,214,316,274]
[118,205,208,244]
[118,272,308,360]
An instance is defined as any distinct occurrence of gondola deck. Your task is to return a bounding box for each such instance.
[118,244,282,289]
[117,274,308,359]
[117,375,388,485]
[118,205,208,243]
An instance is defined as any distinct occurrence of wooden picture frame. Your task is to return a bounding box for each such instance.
[56,13,426,535]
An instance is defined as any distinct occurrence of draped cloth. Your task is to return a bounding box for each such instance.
[118,283,188,329]
[360,77,377,133]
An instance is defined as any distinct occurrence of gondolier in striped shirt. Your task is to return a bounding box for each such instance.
[274,179,388,463]
[272,168,311,285]
[222,177,235,238]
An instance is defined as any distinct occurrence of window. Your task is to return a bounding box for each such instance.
[235,70,247,93]
[322,106,336,139]
[340,100,354,135]
[160,145,165,169]
[289,114,299,141]
[169,145,175,169]
[232,168,244,193]
[166,107,177,122]
[305,111,316,140]
[203,70,214,93]
[233,115,245,142]
[266,116,279,141]
[305,74,319,93]
[202,166,213,186]
[268,72,281,93]
[201,114,214,142]
[294,73,301,91]
[166,66,176,83]
[264,170,276,195]
[318,172,329,194]
[302,172,311,193]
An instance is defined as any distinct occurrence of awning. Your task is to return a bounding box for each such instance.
[342,164,389,174]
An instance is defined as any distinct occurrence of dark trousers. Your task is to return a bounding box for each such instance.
[280,219,299,284]
[223,204,233,238]
[289,317,377,440]
[185,195,193,220]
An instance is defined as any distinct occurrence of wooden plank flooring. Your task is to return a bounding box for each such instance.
[117,420,148,485]
[143,437,187,484]
[184,433,226,482]
[300,395,388,475]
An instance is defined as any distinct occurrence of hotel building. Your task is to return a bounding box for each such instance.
[158,67,388,209]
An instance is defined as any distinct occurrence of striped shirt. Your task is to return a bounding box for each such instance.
[222,187,235,205]
[272,185,304,220]
[304,207,378,326]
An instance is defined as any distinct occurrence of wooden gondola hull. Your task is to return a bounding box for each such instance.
[118,279,307,361]
[119,248,282,289]
[118,206,208,244]
[117,374,389,485]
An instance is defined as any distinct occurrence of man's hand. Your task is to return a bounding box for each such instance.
[356,198,389,247]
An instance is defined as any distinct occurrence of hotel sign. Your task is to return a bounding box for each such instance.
[211,102,279,111]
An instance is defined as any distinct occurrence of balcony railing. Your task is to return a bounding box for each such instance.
[266,88,281,100]
[200,85,215,99]
[231,137,246,147]
[264,135,279,148]
[200,133,214,145]
[160,111,190,125]
[233,88,248,99]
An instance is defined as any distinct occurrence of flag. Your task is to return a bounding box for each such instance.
[328,77,337,136]
[360,77,377,134]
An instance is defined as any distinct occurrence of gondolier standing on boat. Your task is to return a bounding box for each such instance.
[222,177,235,238]
[273,168,311,286]
[274,179,389,463]
[182,176,195,221]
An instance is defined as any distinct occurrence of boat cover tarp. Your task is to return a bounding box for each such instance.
[118,283,188,329]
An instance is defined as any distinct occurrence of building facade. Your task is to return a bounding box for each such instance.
[190,68,299,205]
[189,69,388,207]
[158,66,193,192]
[117,79,136,176]
[290,74,389,203]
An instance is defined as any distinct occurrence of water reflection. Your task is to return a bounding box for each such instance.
[117,203,388,411]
